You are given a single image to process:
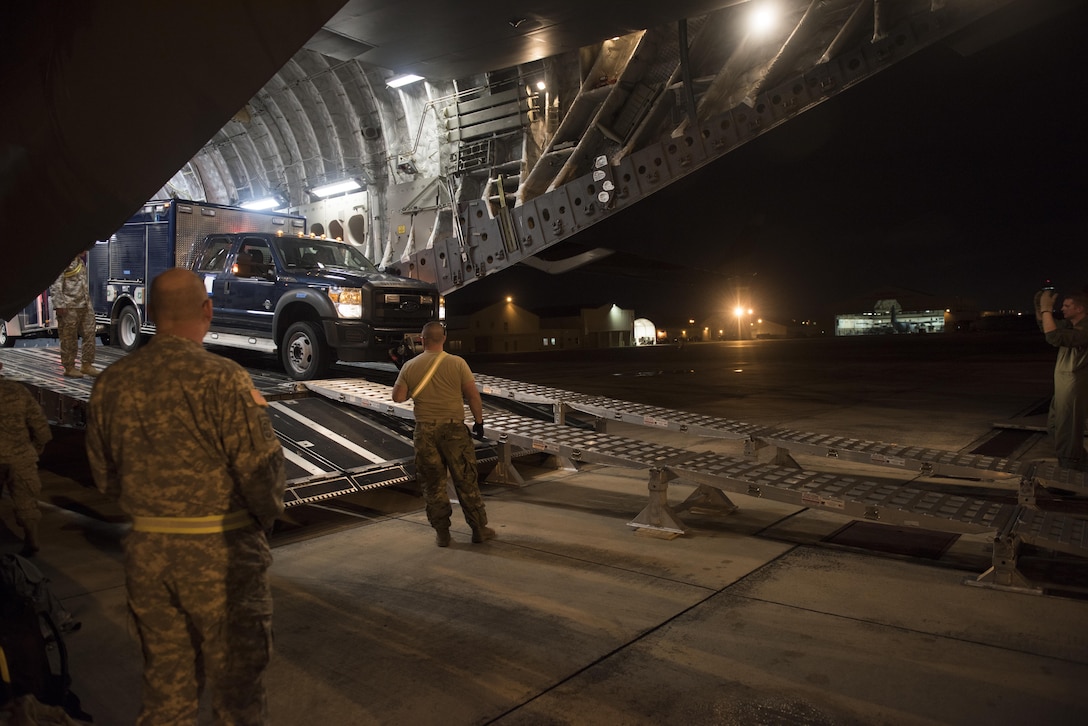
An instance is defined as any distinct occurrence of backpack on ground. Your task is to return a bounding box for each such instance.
[0,554,91,723]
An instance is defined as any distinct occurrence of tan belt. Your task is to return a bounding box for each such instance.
[130,510,255,534]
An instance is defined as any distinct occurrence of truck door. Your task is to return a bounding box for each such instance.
[219,236,277,334]
[193,235,239,330]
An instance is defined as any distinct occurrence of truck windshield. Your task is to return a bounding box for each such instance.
[274,238,378,272]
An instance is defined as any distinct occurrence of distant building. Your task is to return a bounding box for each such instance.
[835,298,947,336]
[447,300,635,352]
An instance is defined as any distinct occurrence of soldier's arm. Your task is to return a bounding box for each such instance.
[25,393,52,455]
[461,367,483,425]
[1045,321,1088,348]
[225,370,286,530]
[85,390,121,499]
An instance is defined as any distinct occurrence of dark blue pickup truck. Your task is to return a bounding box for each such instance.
[90,200,440,379]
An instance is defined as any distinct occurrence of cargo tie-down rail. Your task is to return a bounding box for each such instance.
[306,375,1088,595]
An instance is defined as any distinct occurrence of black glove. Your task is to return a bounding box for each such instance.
[472,422,485,439]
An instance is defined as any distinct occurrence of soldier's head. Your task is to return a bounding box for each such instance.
[149,268,212,341]
[1063,293,1088,325]
[421,321,446,349]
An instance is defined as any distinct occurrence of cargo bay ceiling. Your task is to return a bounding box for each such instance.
[0,0,1070,318]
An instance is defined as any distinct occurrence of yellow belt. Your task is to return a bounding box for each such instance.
[130,510,255,534]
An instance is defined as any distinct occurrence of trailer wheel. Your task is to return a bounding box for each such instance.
[0,320,12,347]
[116,306,143,352]
[281,321,331,380]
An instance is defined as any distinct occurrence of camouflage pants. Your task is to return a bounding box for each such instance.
[57,306,96,370]
[413,421,487,531]
[124,528,273,726]
[0,458,42,529]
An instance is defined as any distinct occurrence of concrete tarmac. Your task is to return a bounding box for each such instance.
[3,332,1087,725]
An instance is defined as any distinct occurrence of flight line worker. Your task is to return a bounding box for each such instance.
[1038,289,1088,470]
[0,360,52,556]
[392,321,496,547]
[49,251,99,378]
[86,268,286,726]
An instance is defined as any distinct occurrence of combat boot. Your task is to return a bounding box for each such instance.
[435,527,451,547]
[471,526,495,544]
[81,365,100,376]
[63,367,83,378]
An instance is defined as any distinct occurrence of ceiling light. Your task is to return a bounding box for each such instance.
[310,179,363,198]
[749,3,778,35]
[386,74,423,89]
[240,196,282,211]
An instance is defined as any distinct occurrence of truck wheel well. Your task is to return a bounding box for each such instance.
[276,303,322,342]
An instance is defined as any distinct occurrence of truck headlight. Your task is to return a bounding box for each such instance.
[328,287,363,318]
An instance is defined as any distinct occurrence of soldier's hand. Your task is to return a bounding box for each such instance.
[472,421,485,439]
[1039,289,1058,313]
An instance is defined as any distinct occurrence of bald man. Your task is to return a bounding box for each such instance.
[87,268,285,725]
[393,321,495,547]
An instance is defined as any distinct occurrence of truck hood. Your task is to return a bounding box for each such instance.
[298,268,436,291]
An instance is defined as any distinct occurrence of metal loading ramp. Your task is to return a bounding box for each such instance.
[473,373,1088,492]
[0,347,419,509]
[305,376,1088,594]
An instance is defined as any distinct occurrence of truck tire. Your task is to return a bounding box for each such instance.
[115,306,143,352]
[0,320,13,347]
[281,321,331,380]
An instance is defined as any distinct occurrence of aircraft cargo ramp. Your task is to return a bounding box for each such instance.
[305,374,1088,595]
[3,344,1086,594]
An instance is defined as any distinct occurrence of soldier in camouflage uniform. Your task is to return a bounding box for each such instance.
[0,361,52,555]
[48,252,98,377]
[86,268,286,726]
[392,321,495,547]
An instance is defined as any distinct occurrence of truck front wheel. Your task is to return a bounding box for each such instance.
[116,306,143,352]
[281,321,332,380]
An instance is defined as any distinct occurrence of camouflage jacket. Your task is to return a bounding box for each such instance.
[0,380,52,462]
[48,256,91,309]
[85,335,285,529]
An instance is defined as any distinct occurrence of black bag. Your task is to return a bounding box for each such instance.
[0,554,91,722]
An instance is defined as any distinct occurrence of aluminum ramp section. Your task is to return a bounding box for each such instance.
[266,397,418,508]
[473,372,1086,492]
[0,348,416,509]
[308,374,1088,593]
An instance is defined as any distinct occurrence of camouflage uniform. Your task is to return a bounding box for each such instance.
[48,255,96,372]
[394,351,488,531]
[0,379,52,542]
[86,334,285,726]
[1045,316,1088,470]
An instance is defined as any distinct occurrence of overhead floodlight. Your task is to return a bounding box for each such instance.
[386,74,423,89]
[240,196,283,211]
[310,179,363,198]
[749,3,778,35]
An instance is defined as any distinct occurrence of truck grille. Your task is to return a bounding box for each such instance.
[375,292,434,323]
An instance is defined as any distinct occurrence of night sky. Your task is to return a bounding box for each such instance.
[447,2,1088,326]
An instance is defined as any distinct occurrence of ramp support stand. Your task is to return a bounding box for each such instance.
[628,467,685,538]
[966,508,1042,594]
[676,484,739,517]
[486,439,525,486]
